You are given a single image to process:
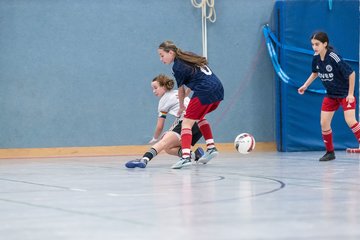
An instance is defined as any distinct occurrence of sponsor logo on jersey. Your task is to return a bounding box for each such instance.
[318,72,334,81]
[326,65,333,72]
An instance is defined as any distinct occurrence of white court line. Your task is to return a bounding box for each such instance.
[69,188,88,192]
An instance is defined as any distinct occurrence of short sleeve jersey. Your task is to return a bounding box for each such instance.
[172,58,224,104]
[158,90,189,120]
[312,50,354,98]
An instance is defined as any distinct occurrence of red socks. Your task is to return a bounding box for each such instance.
[351,122,360,143]
[181,128,192,158]
[181,119,216,158]
[322,129,334,152]
[198,119,215,149]
[321,123,360,152]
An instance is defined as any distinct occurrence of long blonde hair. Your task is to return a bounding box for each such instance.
[158,40,208,67]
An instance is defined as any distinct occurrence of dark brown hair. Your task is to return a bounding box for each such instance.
[311,32,333,50]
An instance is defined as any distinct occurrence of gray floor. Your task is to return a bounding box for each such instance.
[0,151,359,240]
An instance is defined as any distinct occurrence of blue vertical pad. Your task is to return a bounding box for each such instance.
[273,0,359,151]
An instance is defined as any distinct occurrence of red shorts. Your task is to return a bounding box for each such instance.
[321,97,356,111]
[184,97,220,120]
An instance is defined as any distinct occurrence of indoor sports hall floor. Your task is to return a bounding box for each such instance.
[0,150,359,240]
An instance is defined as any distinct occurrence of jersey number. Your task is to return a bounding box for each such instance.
[200,66,212,75]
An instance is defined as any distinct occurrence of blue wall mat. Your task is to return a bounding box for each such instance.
[0,1,276,148]
[273,0,359,151]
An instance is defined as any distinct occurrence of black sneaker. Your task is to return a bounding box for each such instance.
[319,151,335,161]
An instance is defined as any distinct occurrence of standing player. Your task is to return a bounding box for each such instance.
[298,32,357,161]
[125,74,203,168]
[158,41,224,169]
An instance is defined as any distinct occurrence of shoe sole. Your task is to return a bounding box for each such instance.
[125,162,146,168]
[198,152,219,164]
[171,162,192,169]
[319,157,336,162]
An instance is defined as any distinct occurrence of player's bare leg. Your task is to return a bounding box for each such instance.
[126,132,179,168]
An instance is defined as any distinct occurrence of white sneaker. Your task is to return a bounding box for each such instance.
[197,148,219,164]
[171,157,192,169]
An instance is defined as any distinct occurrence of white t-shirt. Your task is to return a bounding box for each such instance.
[158,90,190,120]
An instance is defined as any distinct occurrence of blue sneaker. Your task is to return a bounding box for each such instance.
[198,147,219,164]
[125,159,148,168]
[194,147,204,161]
[171,157,192,169]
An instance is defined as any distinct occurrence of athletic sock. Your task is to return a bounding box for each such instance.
[350,122,360,143]
[177,147,182,157]
[198,119,215,149]
[142,147,157,162]
[322,129,334,152]
[181,128,192,158]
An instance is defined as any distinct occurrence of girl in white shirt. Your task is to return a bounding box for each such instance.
[125,74,203,168]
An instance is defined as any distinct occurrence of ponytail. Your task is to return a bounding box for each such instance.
[159,40,208,67]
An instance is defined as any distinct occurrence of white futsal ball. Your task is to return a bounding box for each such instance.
[234,133,256,154]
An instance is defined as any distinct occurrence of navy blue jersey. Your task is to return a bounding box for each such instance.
[312,50,354,98]
[172,58,224,104]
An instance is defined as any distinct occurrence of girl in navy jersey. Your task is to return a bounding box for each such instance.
[125,74,203,168]
[158,41,224,169]
[298,32,357,161]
